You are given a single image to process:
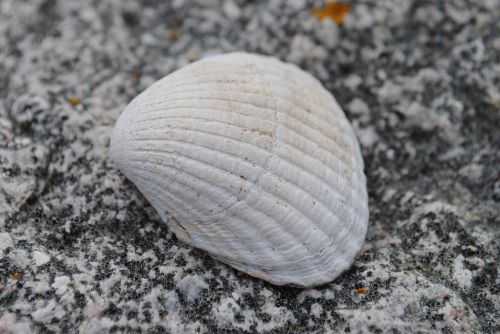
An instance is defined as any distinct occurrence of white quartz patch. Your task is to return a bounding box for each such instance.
[32,250,50,266]
[0,232,13,255]
[176,274,209,303]
[52,276,71,296]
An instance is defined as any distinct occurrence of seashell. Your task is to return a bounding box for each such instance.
[110,52,369,287]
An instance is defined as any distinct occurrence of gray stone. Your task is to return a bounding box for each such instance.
[0,0,498,333]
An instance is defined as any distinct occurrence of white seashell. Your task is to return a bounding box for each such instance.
[110,52,369,287]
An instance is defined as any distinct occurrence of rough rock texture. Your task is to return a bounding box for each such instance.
[0,0,498,333]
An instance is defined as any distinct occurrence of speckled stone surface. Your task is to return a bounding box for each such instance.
[0,0,499,333]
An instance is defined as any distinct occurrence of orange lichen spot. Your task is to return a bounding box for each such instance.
[169,28,178,40]
[357,286,366,294]
[9,272,23,280]
[68,96,81,106]
[132,72,141,85]
[310,2,351,25]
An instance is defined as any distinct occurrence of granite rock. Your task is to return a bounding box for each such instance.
[0,0,499,333]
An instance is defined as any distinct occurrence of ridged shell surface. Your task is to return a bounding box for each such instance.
[110,52,369,287]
